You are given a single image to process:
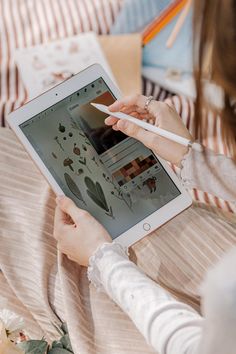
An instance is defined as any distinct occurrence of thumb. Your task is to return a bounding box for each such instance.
[56,196,85,224]
[117,119,157,149]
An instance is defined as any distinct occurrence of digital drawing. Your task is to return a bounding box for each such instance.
[73,143,80,155]
[78,157,91,173]
[143,177,157,193]
[64,173,86,205]
[76,168,84,176]
[84,176,114,218]
[70,120,82,132]
[63,157,74,171]
[54,136,65,151]
[92,156,99,166]
[102,173,133,211]
[59,123,66,133]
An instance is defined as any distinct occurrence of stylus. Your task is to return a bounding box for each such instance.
[91,103,203,152]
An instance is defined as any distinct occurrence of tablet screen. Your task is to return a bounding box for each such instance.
[20,77,180,239]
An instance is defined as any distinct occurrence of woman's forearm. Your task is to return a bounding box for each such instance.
[88,243,203,354]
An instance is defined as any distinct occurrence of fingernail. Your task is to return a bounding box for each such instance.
[56,195,64,204]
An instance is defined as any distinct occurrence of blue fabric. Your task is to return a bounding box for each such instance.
[111,0,168,33]
[110,0,193,73]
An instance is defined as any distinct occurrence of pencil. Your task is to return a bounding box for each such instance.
[166,0,192,48]
[142,0,188,46]
[91,103,203,152]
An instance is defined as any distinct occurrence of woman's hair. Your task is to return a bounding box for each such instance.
[193,0,236,158]
[157,1,236,308]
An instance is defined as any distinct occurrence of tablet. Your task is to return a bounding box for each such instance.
[7,64,192,247]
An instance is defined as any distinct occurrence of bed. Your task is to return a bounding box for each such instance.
[0,1,235,353]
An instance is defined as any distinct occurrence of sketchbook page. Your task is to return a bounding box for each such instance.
[99,34,142,96]
[14,32,116,100]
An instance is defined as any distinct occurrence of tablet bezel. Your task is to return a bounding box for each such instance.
[7,63,192,247]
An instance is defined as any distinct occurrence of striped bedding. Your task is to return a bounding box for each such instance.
[0,3,236,353]
[0,124,236,354]
[0,126,235,354]
[0,0,235,214]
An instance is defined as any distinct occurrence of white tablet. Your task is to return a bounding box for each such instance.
[7,64,192,247]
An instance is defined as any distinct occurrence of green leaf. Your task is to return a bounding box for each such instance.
[52,341,63,348]
[48,348,72,354]
[87,190,107,210]
[60,334,73,352]
[17,340,48,354]
[96,182,109,211]
[64,173,85,203]
[84,176,97,195]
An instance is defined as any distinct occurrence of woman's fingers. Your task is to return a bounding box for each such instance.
[164,97,174,108]
[54,205,64,227]
[116,120,157,149]
[56,196,88,225]
[53,206,70,239]
[105,111,152,128]
[112,123,119,131]
[105,116,118,125]
[108,94,148,112]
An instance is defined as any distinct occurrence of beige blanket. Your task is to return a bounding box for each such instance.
[0,127,236,354]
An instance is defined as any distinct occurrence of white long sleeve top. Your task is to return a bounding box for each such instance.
[88,148,236,354]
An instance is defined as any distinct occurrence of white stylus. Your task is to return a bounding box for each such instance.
[91,102,203,152]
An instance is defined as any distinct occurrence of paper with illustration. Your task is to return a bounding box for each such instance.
[15,32,116,99]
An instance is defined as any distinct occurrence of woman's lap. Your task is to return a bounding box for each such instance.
[1,127,236,353]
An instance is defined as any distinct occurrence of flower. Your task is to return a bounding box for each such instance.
[0,320,24,354]
[0,310,24,333]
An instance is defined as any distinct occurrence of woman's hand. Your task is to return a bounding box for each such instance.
[53,196,112,267]
[105,94,193,166]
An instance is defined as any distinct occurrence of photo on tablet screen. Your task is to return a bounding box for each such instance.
[20,77,180,239]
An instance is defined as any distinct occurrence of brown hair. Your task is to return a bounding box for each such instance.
[193,0,236,158]
[160,1,236,306]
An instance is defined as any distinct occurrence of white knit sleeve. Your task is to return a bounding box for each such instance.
[88,242,203,354]
[180,148,236,204]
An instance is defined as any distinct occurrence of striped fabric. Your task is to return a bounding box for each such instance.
[0,0,123,126]
[0,127,235,354]
[0,0,235,216]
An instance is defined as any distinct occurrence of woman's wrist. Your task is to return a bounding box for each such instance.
[87,242,129,291]
[174,146,190,168]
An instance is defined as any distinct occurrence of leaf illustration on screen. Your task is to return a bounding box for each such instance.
[64,173,86,205]
[84,176,114,218]
[54,136,65,151]
[78,157,91,173]
[102,172,133,211]
[91,156,99,166]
